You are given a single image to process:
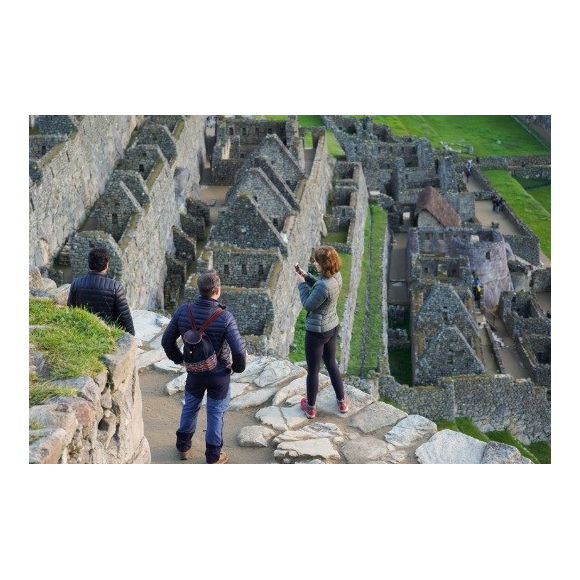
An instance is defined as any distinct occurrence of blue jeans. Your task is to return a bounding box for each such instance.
[176,389,231,463]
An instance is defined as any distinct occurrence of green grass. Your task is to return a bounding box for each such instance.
[346,205,386,376]
[29,373,78,407]
[483,169,551,258]
[455,416,490,443]
[288,309,307,363]
[526,441,551,464]
[29,296,125,381]
[379,396,405,411]
[326,130,345,158]
[514,177,551,213]
[350,116,550,157]
[264,115,324,127]
[486,430,540,463]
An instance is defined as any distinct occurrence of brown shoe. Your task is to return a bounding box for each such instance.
[210,452,228,464]
[179,450,190,461]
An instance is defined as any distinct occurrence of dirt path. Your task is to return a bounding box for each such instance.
[139,366,276,464]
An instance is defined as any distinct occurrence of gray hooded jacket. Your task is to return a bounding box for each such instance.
[298,271,342,333]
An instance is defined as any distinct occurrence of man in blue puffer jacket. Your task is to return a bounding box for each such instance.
[162,270,246,464]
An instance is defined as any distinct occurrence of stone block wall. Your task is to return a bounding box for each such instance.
[531,267,551,292]
[334,163,369,373]
[66,116,206,310]
[450,375,551,444]
[29,334,151,464]
[29,115,143,269]
[516,334,550,387]
[499,292,551,337]
[212,249,277,287]
[267,136,334,356]
[379,375,456,421]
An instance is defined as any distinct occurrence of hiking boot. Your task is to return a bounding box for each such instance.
[338,397,349,413]
[300,397,316,419]
[209,452,228,464]
[179,450,190,461]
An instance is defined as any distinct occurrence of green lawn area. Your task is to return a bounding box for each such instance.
[347,204,386,376]
[514,177,551,213]
[351,115,550,157]
[483,169,551,258]
[264,115,324,126]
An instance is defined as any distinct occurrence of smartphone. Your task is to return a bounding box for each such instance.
[295,263,300,273]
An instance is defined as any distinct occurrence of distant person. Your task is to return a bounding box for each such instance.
[161,270,246,464]
[472,275,483,304]
[464,160,472,182]
[294,245,348,419]
[67,247,135,335]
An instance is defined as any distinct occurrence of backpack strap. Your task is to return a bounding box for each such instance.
[186,302,198,331]
[200,308,224,333]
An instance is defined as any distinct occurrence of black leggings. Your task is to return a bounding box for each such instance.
[305,326,345,406]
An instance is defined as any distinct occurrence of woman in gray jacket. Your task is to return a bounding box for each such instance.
[295,245,348,419]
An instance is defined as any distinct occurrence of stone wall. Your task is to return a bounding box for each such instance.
[450,375,551,444]
[66,116,207,310]
[475,154,551,170]
[516,334,550,387]
[334,163,369,373]
[29,115,143,269]
[379,373,550,444]
[499,292,551,337]
[29,334,151,464]
[531,267,551,292]
[267,136,334,356]
[379,375,456,421]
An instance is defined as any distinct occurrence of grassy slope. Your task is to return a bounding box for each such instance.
[358,115,550,157]
[483,170,551,258]
[29,296,125,406]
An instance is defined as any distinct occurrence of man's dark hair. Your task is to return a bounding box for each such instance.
[198,270,220,298]
[88,247,110,272]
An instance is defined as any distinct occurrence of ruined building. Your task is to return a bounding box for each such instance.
[29,115,207,310]
[185,117,333,356]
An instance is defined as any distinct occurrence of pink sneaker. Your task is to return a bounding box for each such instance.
[300,397,316,419]
[338,397,349,413]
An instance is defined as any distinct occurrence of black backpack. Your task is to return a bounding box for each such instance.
[182,303,224,373]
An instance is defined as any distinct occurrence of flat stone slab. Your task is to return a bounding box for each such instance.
[254,359,306,388]
[385,414,438,450]
[237,425,278,448]
[164,373,186,395]
[340,436,390,464]
[316,384,374,417]
[274,437,341,463]
[132,310,171,343]
[136,348,167,370]
[255,405,310,431]
[272,374,329,405]
[273,422,343,444]
[233,355,278,383]
[154,359,184,373]
[415,429,487,464]
[348,401,408,434]
[227,387,278,411]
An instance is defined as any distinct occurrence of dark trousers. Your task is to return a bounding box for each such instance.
[305,326,345,406]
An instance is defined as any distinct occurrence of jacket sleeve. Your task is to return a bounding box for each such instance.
[298,280,328,312]
[161,312,184,365]
[67,281,77,307]
[304,273,316,287]
[114,283,135,335]
[223,314,246,373]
